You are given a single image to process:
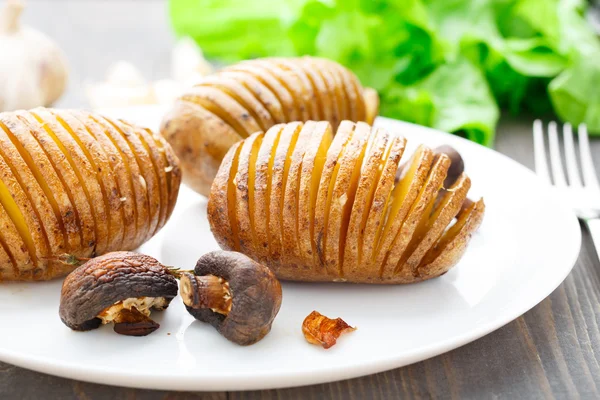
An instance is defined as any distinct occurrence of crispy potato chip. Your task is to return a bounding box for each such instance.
[208,121,484,284]
[162,57,377,196]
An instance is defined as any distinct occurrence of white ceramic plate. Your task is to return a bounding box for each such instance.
[0,107,581,391]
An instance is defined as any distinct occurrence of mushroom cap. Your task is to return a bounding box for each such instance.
[434,145,464,188]
[59,251,179,331]
[186,251,282,345]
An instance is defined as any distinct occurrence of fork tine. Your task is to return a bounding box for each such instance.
[563,123,582,187]
[533,120,551,184]
[578,124,600,190]
[548,122,567,187]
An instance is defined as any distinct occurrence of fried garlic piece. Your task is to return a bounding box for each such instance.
[302,311,356,349]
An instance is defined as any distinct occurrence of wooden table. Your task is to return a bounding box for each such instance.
[2,1,599,398]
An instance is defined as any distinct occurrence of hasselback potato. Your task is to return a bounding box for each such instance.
[0,108,181,281]
[208,121,484,284]
[161,56,379,197]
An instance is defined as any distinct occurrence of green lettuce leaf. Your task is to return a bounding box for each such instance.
[169,0,600,143]
[169,0,305,60]
[383,59,499,146]
[549,52,600,132]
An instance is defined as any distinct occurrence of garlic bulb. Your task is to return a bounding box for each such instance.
[85,61,156,109]
[0,0,69,111]
[172,37,214,86]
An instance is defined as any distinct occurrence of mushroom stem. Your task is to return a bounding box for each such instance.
[1,0,23,34]
[180,272,232,315]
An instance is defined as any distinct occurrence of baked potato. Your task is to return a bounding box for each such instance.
[0,108,181,281]
[208,121,484,284]
[161,56,379,197]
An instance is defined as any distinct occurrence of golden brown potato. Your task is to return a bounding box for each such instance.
[208,121,484,284]
[0,108,182,281]
[161,57,379,197]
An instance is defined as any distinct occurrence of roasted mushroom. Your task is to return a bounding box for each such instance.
[180,251,282,345]
[59,251,179,336]
[434,145,464,188]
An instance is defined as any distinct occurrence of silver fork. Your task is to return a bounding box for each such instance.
[533,120,600,257]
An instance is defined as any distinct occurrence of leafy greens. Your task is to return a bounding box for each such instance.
[170,0,600,146]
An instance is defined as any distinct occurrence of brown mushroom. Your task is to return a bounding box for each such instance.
[59,251,179,336]
[395,144,464,188]
[434,145,464,188]
[180,251,282,345]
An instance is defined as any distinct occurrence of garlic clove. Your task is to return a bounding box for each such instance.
[106,61,147,87]
[152,79,183,105]
[85,82,156,109]
[171,36,213,83]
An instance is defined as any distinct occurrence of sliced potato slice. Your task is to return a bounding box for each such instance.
[268,122,303,263]
[94,115,152,250]
[235,132,264,255]
[0,117,68,262]
[343,127,388,277]
[149,127,181,219]
[31,108,109,256]
[0,188,30,278]
[311,60,341,130]
[313,121,355,271]
[80,113,141,250]
[123,122,169,238]
[323,62,350,121]
[282,121,316,267]
[252,125,284,263]
[250,60,308,121]
[207,141,243,252]
[182,85,262,138]
[0,237,15,279]
[197,75,274,131]
[297,122,334,269]
[157,130,181,219]
[228,63,298,122]
[218,70,287,124]
[381,154,450,280]
[71,111,136,250]
[399,174,471,276]
[298,57,330,123]
[0,154,42,276]
[270,59,318,122]
[416,199,485,280]
[329,61,361,122]
[52,110,125,253]
[14,111,95,255]
[360,136,407,270]
[346,69,367,122]
[324,122,369,278]
[364,88,379,125]
[371,146,434,275]
[107,117,161,244]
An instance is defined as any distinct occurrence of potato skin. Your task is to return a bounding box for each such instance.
[0,108,181,281]
[162,56,379,197]
[208,121,483,284]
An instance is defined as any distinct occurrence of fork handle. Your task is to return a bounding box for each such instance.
[584,219,600,259]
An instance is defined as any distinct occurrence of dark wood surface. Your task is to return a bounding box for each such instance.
[1,1,599,399]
